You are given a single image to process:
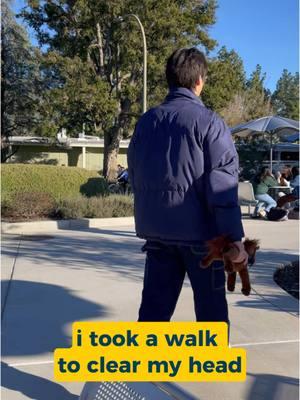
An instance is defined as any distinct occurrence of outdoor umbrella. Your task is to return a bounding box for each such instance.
[231,116,299,170]
[280,131,299,143]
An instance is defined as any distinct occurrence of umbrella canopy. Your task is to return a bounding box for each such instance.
[231,116,299,169]
[231,115,299,138]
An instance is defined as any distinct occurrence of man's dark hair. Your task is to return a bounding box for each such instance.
[165,48,208,90]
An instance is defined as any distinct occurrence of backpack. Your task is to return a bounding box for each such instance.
[267,207,288,221]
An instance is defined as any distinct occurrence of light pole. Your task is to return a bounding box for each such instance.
[118,14,147,114]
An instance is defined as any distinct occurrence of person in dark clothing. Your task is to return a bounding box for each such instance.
[277,166,300,208]
[117,164,129,193]
[127,48,247,323]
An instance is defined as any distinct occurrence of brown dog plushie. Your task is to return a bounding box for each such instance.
[201,236,260,296]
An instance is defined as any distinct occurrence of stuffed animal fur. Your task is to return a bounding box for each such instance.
[201,236,260,296]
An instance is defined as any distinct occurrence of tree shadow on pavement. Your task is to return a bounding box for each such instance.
[1,280,108,399]
[2,280,109,356]
[2,233,146,282]
[246,372,299,400]
[232,250,299,315]
[250,250,298,286]
[233,293,299,315]
[1,362,78,400]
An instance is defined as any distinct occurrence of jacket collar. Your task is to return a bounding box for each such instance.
[165,87,204,106]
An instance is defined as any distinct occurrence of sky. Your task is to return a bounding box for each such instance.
[14,0,299,92]
[209,0,299,91]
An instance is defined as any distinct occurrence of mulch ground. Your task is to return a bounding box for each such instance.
[274,260,299,300]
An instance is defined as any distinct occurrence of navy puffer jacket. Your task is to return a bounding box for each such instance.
[127,87,244,244]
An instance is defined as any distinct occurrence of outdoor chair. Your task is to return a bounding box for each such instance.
[238,182,259,216]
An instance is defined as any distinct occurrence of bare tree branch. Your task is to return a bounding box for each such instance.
[96,22,104,75]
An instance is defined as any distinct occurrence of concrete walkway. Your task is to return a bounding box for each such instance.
[1,218,299,400]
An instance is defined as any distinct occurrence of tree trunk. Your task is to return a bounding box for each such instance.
[103,126,122,181]
[1,141,19,163]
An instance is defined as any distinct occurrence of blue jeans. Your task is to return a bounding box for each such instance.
[138,241,229,323]
[255,193,277,214]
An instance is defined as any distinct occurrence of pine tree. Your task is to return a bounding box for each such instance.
[244,64,272,120]
[20,0,218,179]
[1,0,43,161]
[202,46,246,112]
[272,69,299,120]
[221,64,273,127]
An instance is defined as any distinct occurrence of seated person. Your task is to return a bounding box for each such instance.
[252,167,277,218]
[117,165,129,192]
[275,170,290,187]
[290,166,300,189]
[117,164,125,176]
[275,168,291,199]
[277,166,299,208]
[281,165,292,182]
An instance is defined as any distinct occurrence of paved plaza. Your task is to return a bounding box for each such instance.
[1,216,299,400]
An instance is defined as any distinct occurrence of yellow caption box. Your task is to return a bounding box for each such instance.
[54,322,246,382]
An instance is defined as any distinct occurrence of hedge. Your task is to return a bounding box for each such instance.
[1,193,134,221]
[1,164,108,202]
[55,194,134,219]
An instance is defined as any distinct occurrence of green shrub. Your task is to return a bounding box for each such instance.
[55,195,134,219]
[1,164,108,202]
[2,192,56,221]
[2,192,134,221]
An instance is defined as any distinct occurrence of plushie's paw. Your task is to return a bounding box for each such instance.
[241,287,251,296]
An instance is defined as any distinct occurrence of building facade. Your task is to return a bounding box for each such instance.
[7,137,129,172]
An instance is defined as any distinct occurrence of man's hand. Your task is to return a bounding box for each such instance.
[231,241,249,267]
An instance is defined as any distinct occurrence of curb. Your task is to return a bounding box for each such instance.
[1,217,135,234]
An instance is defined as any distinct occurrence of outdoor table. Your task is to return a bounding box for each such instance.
[268,186,292,201]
